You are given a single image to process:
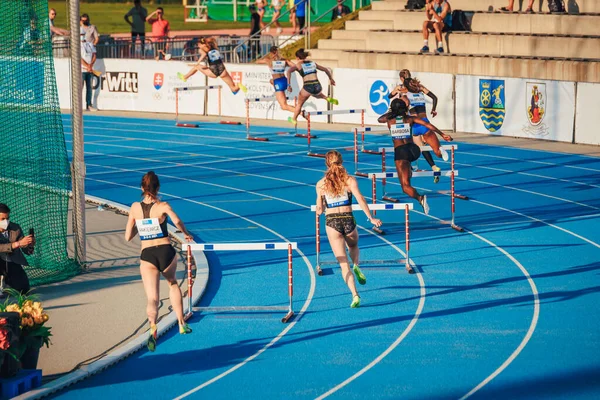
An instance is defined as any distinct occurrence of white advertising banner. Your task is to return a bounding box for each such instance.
[574,83,600,145]
[54,58,71,109]
[206,63,330,123]
[456,75,575,142]
[332,68,454,129]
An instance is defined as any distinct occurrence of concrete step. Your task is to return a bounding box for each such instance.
[372,0,600,14]
[336,50,600,82]
[358,9,600,35]
[344,19,394,31]
[332,30,368,40]
[318,39,366,51]
[364,30,600,59]
[307,49,344,60]
[312,59,339,70]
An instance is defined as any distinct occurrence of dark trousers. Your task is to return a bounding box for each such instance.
[1,261,30,294]
[82,71,93,107]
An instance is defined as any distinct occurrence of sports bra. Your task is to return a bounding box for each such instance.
[323,191,353,208]
[136,202,169,240]
[298,61,317,78]
[271,60,286,75]
[406,91,427,114]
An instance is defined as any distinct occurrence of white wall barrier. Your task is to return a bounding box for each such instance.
[574,82,600,145]
[332,68,454,129]
[456,75,576,142]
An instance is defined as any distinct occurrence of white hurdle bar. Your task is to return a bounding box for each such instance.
[353,126,392,176]
[174,85,222,128]
[373,147,466,232]
[245,96,297,142]
[182,242,296,323]
[310,203,415,275]
[300,109,365,158]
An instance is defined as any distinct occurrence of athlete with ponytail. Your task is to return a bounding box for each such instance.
[315,150,382,308]
[177,37,247,94]
[125,171,194,352]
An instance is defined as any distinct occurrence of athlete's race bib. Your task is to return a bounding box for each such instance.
[390,123,411,140]
[136,218,165,240]
[272,60,286,74]
[301,62,317,75]
[208,49,221,62]
[407,92,426,107]
[325,192,351,208]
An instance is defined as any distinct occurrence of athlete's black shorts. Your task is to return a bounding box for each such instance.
[325,212,357,235]
[209,62,226,77]
[141,244,177,272]
[303,81,322,96]
[394,143,421,163]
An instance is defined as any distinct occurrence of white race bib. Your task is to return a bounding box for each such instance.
[136,218,165,240]
[325,192,351,208]
[272,60,286,74]
[301,62,317,75]
[208,49,221,62]
[407,92,426,107]
[390,123,411,140]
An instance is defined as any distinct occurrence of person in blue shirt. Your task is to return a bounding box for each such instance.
[294,0,306,33]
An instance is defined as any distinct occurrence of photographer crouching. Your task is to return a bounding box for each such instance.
[0,203,34,294]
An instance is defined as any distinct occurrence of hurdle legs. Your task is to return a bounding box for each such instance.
[185,245,194,320]
[306,114,326,158]
[281,243,295,323]
[245,99,269,142]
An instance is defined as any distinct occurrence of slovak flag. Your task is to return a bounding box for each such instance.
[153,73,164,90]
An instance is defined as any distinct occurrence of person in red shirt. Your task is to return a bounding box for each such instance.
[146,7,170,60]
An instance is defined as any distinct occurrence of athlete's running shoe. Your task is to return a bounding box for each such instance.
[351,295,361,308]
[288,116,297,125]
[238,83,248,94]
[326,97,339,105]
[440,147,449,161]
[433,165,441,184]
[420,195,430,215]
[177,72,187,82]
[179,323,192,335]
[147,325,158,352]
[420,46,430,53]
[353,264,367,285]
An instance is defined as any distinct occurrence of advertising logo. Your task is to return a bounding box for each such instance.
[231,71,243,86]
[369,80,391,115]
[526,82,545,126]
[102,72,139,93]
[479,79,505,132]
[153,73,164,90]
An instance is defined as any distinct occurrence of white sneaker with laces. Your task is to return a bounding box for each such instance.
[420,195,430,215]
[440,147,449,161]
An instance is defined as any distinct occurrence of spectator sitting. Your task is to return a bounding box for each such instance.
[331,0,351,21]
[420,0,452,54]
[125,0,148,57]
[147,7,170,60]
[80,13,99,45]
[500,0,535,13]
[81,28,98,112]
[49,8,69,38]
[17,14,42,56]
[0,204,35,295]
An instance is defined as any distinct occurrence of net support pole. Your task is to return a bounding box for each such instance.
[185,245,193,319]
[70,0,86,265]
[281,243,294,323]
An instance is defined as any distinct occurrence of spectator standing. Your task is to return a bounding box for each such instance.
[49,8,68,37]
[420,0,452,54]
[147,7,170,60]
[125,0,148,57]
[270,0,284,34]
[17,14,41,56]
[295,0,307,34]
[249,5,262,59]
[80,13,99,46]
[288,0,298,34]
[0,204,34,295]
[331,0,351,21]
[500,0,535,13]
[81,28,98,112]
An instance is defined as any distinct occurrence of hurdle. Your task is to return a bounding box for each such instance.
[310,203,414,275]
[353,126,391,177]
[369,147,466,232]
[174,85,222,128]
[183,242,295,323]
[245,96,297,142]
[301,109,365,158]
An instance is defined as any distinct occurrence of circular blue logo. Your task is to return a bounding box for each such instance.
[369,80,391,115]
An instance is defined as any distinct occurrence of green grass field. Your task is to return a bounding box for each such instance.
[48,1,299,35]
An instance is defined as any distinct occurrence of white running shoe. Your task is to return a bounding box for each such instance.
[420,195,430,215]
[440,147,449,162]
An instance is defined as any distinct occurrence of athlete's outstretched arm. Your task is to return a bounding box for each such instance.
[163,203,193,242]
[412,117,453,141]
[347,177,382,227]
[316,64,336,85]
[421,85,438,116]
[124,204,138,242]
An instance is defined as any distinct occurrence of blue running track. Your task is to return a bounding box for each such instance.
[55,114,600,399]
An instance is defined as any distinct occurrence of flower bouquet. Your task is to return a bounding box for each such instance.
[0,289,51,369]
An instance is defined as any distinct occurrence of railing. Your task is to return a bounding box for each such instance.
[52,34,276,62]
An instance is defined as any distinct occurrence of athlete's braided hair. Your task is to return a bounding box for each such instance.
[323,150,349,197]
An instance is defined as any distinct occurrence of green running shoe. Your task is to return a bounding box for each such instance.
[177,72,187,82]
[351,295,361,308]
[327,97,339,105]
[147,329,157,352]
[353,264,366,285]
[238,83,248,94]
[179,323,192,335]
[288,116,297,125]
